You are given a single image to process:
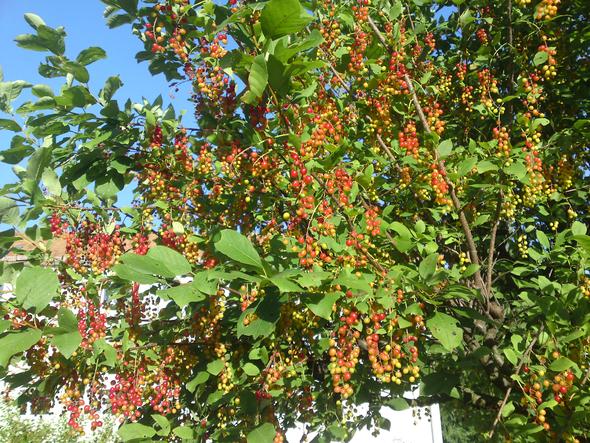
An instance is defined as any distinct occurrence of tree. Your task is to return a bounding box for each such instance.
[0,0,589,441]
[0,396,117,443]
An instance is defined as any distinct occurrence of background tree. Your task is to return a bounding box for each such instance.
[0,396,117,443]
[0,0,589,442]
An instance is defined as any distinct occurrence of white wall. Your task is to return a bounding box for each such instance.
[286,400,443,443]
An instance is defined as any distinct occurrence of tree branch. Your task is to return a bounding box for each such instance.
[486,195,503,298]
[367,15,488,293]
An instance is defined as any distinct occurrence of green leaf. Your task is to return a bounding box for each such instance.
[243,362,261,376]
[415,220,426,234]
[457,156,477,176]
[502,401,515,418]
[106,13,134,29]
[274,29,324,61]
[26,145,51,193]
[420,372,461,398]
[260,0,313,39]
[536,230,550,249]
[118,423,156,441]
[192,271,218,295]
[112,263,161,284]
[173,426,195,439]
[458,8,475,26]
[419,70,432,85]
[510,266,531,275]
[157,283,205,308]
[504,162,527,180]
[287,60,326,76]
[297,270,331,288]
[76,46,107,65]
[63,61,90,83]
[386,397,410,411]
[531,118,550,131]
[117,253,166,278]
[267,55,289,96]
[246,55,268,102]
[187,372,209,392]
[503,348,519,366]
[389,222,411,240]
[477,160,498,173]
[269,274,302,292]
[303,292,341,320]
[54,85,96,107]
[247,347,267,362]
[14,33,49,52]
[0,329,42,367]
[533,51,548,66]
[15,25,66,55]
[31,84,53,97]
[95,170,124,198]
[0,321,11,334]
[50,308,82,358]
[549,357,576,372]
[562,329,586,343]
[237,296,281,339]
[0,80,32,111]
[15,266,59,312]
[389,1,403,20]
[24,13,46,30]
[207,359,225,376]
[152,414,171,436]
[328,425,347,439]
[147,246,192,276]
[51,330,82,359]
[116,247,191,281]
[42,168,61,195]
[0,119,21,131]
[571,221,587,236]
[207,390,223,405]
[93,339,117,367]
[37,62,64,79]
[457,264,477,279]
[99,75,123,102]
[0,199,19,224]
[334,270,373,293]
[437,139,453,158]
[427,312,463,351]
[419,253,439,281]
[247,423,276,443]
[573,235,590,255]
[215,229,264,270]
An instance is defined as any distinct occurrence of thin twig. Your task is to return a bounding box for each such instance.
[489,324,544,439]
[367,16,388,47]
[374,134,403,173]
[328,64,401,171]
[128,341,201,351]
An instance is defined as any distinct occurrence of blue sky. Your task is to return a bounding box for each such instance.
[0,0,193,189]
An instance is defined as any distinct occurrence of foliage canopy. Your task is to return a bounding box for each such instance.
[0,0,589,441]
